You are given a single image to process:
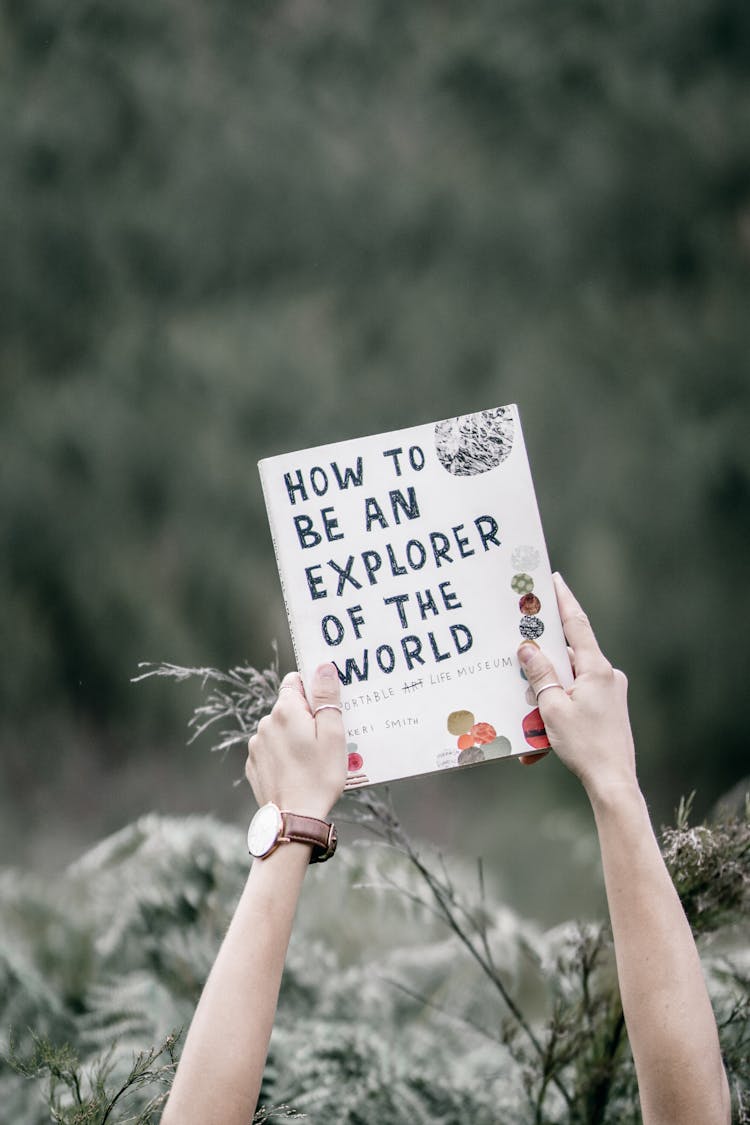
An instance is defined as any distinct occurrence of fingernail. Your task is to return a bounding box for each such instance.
[317,662,337,678]
[553,571,566,587]
[518,641,539,665]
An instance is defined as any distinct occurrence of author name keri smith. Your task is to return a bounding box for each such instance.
[346,716,421,737]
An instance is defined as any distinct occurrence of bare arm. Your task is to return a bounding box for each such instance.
[161,664,346,1125]
[518,573,730,1125]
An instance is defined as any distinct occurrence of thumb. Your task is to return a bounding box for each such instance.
[521,643,568,720]
[309,663,344,735]
[518,641,559,696]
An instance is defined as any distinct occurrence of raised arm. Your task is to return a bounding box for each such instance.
[517,573,730,1125]
[161,664,346,1125]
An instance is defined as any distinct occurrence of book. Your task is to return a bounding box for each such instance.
[258,404,573,789]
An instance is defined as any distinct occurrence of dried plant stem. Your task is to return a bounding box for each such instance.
[348,788,574,1113]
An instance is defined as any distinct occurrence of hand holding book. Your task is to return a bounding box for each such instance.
[258,405,576,787]
[166,572,730,1125]
[517,572,637,803]
[515,573,730,1125]
[245,664,347,821]
[246,571,638,807]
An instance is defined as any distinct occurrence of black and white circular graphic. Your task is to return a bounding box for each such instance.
[434,407,515,477]
[519,615,545,640]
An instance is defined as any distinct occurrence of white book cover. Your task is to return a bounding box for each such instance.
[258,405,573,789]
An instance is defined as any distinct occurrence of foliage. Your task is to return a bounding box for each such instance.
[132,654,281,759]
[2,802,747,1123]
[1,0,750,845]
[8,1033,179,1124]
[8,1034,304,1123]
[2,660,747,1123]
[663,791,750,934]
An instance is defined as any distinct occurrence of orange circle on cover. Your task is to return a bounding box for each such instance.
[457,733,475,750]
[471,722,497,744]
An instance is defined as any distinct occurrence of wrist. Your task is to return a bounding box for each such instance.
[252,838,315,865]
[584,776,645,819]
[291,802,334,817]
[274,802,334,820]
[248,803,337,864]
[266,790,338,820]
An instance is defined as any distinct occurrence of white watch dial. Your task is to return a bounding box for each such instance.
[247,803,283,858]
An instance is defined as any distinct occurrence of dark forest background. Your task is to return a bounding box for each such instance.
[1,0,749,918]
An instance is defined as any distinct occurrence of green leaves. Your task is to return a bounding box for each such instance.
[2,0,750,843]
[2,794,747,1122]
[7,1033,179,1125]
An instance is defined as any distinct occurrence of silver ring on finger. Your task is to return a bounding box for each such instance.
[313,703,343,717]
[535,682,564,701]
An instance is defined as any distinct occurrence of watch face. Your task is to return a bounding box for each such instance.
[247,803,283,858]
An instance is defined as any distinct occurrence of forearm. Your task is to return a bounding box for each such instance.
[589,782,730,1125]
[162,843,311,1125]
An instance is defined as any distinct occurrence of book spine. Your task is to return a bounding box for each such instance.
[257,463,305,680]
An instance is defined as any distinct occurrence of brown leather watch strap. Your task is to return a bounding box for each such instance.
[280,811,337,863]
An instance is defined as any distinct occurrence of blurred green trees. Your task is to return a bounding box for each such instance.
[1,0,749,846]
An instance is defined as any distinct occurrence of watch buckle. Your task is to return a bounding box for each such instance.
[310,824,337,864]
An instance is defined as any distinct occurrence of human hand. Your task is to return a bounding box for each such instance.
[517,573,638,803]
[245,663,347,820]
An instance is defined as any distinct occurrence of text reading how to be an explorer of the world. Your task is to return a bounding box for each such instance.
[281,445,503,684]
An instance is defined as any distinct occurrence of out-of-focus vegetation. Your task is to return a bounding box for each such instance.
[1,0,750,867]
[1,799,748,1123]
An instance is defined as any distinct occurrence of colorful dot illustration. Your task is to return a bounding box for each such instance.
[519,615,545,640]
[512,544,545,643]
[519,593,541,615]
[511,573,534,595]
[485,735,512,760]
[446,709,498,762]
[512,545,548,754]
[345,741,368,786]
[511,545,541,571]
[471,722,497,744]
[458,744,486,766]
[522,707,550,750]
[447,709,474,736]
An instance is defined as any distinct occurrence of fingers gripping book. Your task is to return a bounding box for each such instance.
[258,405,573,789]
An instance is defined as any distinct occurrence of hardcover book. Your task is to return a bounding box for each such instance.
[258,405,573,789]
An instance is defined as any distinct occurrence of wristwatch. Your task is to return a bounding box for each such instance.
[247,802,337,864]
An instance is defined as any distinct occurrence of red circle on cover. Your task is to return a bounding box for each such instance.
[348,752,364,772]
[522,708,551,751]
[471,722,497,744]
